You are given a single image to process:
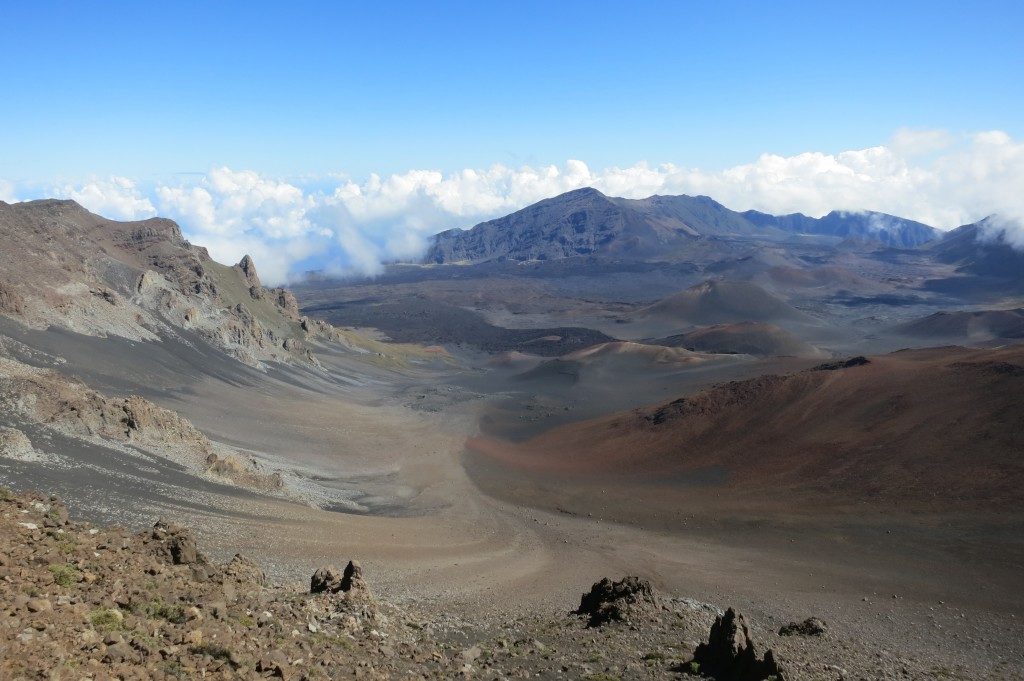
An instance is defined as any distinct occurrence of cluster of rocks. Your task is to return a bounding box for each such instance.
[0,489,429,680]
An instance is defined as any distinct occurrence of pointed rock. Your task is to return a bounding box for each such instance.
[692,607,785,680]
[235,254,261,290]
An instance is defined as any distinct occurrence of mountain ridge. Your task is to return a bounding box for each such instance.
[424,187,942,264]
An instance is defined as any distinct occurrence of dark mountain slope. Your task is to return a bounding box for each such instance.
[424,188,661,264]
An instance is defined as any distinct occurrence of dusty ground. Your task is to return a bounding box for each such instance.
[4,325,1022,679]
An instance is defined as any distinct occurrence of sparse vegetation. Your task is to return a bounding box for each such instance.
[89,608,125,631]
[189,643,232,662]
[48,563,79,587]
[136,597,187,624]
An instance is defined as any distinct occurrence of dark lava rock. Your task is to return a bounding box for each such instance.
[310,566,343,594]
[779,617,827,637]
[575,575,658,626]
[693,607,784,680]
[340,559,364,592]
[812,356,870,371]
[311,560,365,595]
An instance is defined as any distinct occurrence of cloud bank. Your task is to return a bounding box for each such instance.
[3,129,1023,284]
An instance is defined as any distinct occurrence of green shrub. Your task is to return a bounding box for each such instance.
[89,608,125,631]
[49,563,79,587]
[137,598,187,624]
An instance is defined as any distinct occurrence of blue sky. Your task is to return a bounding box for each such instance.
[2,0,1022,181]
[2,1,1023,282]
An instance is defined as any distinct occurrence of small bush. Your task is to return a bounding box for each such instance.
[90,608,125,631]
[137,598,187,624]
[49,563,80,587]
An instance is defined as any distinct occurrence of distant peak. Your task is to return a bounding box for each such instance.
[560,186,606,199]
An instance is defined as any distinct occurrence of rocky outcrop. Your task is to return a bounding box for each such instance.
[0,200,331,368]
[0,426,43,462]
[204,452,284,491]
[692,608,785,681]
[273,287,301,320]
[235,254,262,290]
[575,575,659,626]
[0,356,213,461]
[0,355,280,490]
[149,519,207,566]
[0,280,25,315]
[310,565,343,593]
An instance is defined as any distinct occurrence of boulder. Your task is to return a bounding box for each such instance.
[692,607,784,681]
[575,575,658,626]
[779,617,827,637]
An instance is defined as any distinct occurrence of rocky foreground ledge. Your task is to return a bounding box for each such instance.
[0,489,973,680]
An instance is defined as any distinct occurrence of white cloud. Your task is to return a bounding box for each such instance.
[62,176,156,221]
[4,129,1023,284]
[978,215,1024,250]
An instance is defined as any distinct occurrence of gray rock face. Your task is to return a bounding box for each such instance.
[693,607,784,681]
